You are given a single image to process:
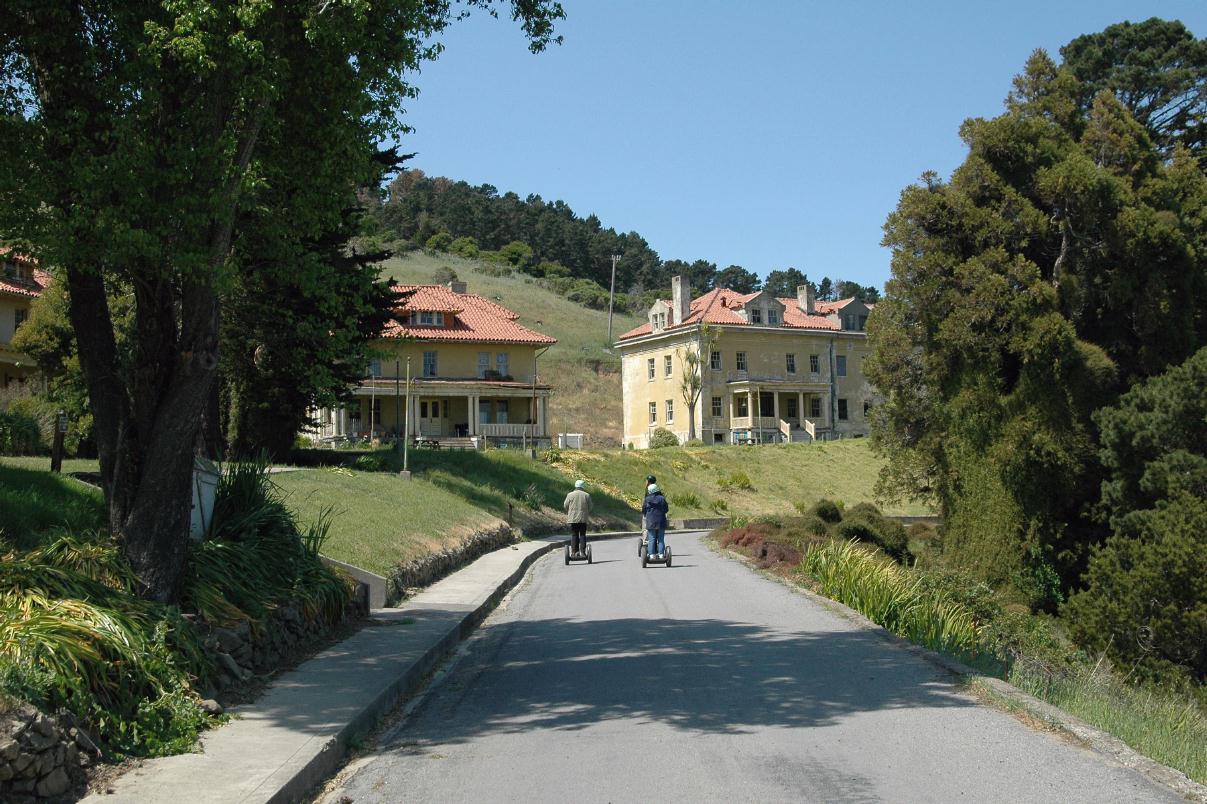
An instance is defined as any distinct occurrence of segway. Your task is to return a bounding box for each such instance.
[565,540,592,565]
[641,543,672,568]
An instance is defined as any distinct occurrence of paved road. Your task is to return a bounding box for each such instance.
[326,533,1179,803]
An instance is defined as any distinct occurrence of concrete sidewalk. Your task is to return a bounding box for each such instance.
[85,538,569,804]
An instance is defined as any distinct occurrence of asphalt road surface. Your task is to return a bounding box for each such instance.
[326,532,1181,803]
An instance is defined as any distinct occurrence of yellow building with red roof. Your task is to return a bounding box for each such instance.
[311,281,557,447]
[616,276,877,448]
[0,250,49,388]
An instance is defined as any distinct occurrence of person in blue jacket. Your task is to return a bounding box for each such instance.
[642,483,670,559]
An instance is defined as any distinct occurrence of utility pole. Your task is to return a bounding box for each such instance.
[403,356,411,473]
[607,253,621,346]
[394,358,401,452]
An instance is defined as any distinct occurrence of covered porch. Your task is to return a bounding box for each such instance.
[313,378,553,448]
[723,382,832,444]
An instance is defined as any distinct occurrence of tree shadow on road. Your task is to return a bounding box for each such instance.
[381,616,974,744]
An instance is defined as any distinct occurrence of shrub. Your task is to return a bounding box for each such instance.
[538,446,562,464]
[684,439,705,447]
[430,266,458,285]
[710,499,728,514]
[0,410,43,455]
[448,236,479,258]
[1064,493,1207,683]
[515,482,542,510]
[811,499,843,523]
[914,569,1002,626]
[756,541,802,569]
[670,492,701,509]
[352,453,386,472]
[648,428,679,448]
[424,231,454,252]
[728,471,753,490]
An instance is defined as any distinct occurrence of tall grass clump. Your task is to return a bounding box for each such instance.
[184,459,354,627]
[802,540,981,658]
[0,534,213,756]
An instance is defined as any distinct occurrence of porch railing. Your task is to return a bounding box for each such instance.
[730,416,781,430]
[480,422,536,438]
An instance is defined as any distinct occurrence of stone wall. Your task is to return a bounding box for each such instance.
[198,595,366,692]
[0,704,101,803]
[385,525,518,604]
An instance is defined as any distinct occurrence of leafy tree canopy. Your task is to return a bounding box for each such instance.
[715,265,761,293]
[867,22,1207,596]
[0,0,564,602]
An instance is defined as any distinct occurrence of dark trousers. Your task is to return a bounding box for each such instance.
[571,523,587,553]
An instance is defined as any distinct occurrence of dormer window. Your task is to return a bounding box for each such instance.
[750,308,762,324]
[410,311,445,327]
[767,309,779,325]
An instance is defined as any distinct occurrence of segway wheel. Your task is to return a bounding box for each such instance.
[586,545,592,564]
[564,545,570,565]
[642,553,648,568]
[666,547,672,567]
[637,538,644,557]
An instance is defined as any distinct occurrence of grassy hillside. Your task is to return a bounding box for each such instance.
[552,439,932,518]
[377,251,642,445]
[273,468,506,575]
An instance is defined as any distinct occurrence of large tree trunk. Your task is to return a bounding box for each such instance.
[66,269,221,602]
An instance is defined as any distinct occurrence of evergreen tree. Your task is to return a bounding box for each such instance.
[867,30,1207,598]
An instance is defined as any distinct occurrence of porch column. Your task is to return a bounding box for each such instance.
[469,394,478,436]
[747,390,754,420]
[537,395,547,437]
[772,391,780,423]
[797,392,805,425]
[408,395,418,437]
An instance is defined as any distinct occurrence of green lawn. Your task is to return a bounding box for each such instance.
[0,456,101,474]
[555,439,932,518]
[273,467,507,576]
[0,463,105,550]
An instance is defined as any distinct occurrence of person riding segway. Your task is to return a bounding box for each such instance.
[638,475,656,557]
[641,483,671,567]
[563,479,593,565]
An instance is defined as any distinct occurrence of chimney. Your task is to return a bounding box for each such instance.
[671,274,690,325]
[448,280,467,294]
[797,284,815,315]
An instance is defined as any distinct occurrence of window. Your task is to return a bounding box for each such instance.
[664,355,673,377]
[648,401,657,425]
[14,308,28,330]
[838,399,848,421]
[809,354,820,373]
[768,309,779,324]
[495,400,509,424]
[786,397,798,418]
[736,395,749,417]
[647,358,655,381]
[736,352,747,371]
[410,311,444,327]
[420,401,428,418]
[423,350,437,377]
[496,352,509,378]
[367,360,382,378]
[858,315,868,331]
[479,400,491,423]
[750,308,762,324]
[786,353,796,374]
[810,397,821,418]
[711,396,722,417]
[369,398,382,422]
[836,355,847,377]
[710,350,721,370]
[665,399,674,422]
[478,352,490,378]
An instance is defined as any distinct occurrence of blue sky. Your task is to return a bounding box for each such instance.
[397,2,1206,290]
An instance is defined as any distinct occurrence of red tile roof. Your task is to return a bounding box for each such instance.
[0,250,50,299]
[618,287,841,340]
[381,284,555,346]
